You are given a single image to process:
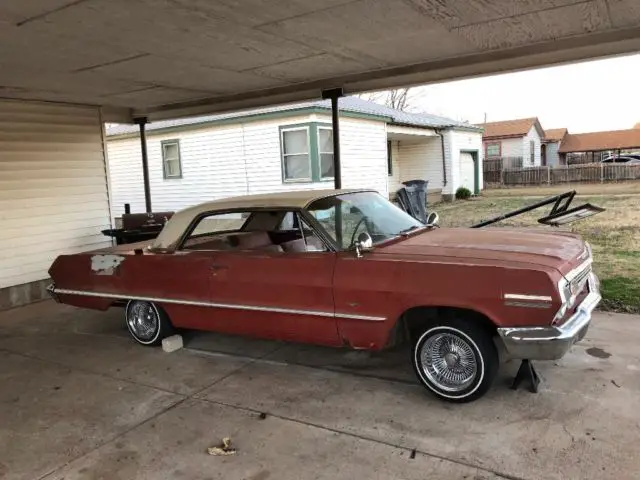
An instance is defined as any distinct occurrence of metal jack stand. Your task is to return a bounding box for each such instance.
[511,359,541,393]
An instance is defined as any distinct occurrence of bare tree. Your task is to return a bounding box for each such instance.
[358,88,415,111]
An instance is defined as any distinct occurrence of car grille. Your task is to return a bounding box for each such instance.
[570,263,591,296]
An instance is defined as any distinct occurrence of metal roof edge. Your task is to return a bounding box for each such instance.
[107,106,392,139]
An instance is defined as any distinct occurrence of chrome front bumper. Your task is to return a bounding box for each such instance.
[497,273,601,361]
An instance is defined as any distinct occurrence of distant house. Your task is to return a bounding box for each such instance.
[106,97,483,220]
[558,128,640,163]
[477,117,545,167]
[542,128,568,166]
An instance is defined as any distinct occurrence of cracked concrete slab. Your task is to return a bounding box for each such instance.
[47,398,503,480]
[0,303,638,480]
[0,352,181,480]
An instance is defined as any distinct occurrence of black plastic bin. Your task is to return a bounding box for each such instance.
[397,180,428,224]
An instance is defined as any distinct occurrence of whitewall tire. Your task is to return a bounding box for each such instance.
[412,320,498,403]
[125,300,173,346]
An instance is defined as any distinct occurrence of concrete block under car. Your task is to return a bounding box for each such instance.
[162,334,183,353]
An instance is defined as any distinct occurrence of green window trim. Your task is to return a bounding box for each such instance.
[279,122,333,184]
[161,139,183,179]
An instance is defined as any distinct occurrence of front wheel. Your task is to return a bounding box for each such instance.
[412,320,498,403]
[125,300,174,346]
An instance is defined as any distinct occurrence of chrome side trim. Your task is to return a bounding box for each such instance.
[504,294,552,302]
[505,301,553,309]
[50,287,386,322]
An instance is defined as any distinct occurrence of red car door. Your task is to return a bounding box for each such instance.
[332,251,401,350]
[204,249,341,346]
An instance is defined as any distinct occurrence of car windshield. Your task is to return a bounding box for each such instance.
[306,191,424,249]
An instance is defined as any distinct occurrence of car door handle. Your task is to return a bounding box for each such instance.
[209,264,229,271]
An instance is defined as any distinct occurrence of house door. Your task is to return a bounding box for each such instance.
[541,144,547,166]
[459,152,476,192]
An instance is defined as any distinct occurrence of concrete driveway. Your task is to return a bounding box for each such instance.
[0,301,638,480]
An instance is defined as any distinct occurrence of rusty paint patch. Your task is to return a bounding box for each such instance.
[91,254,125,275]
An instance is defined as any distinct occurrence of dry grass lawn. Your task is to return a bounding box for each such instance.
[434,193,640,313]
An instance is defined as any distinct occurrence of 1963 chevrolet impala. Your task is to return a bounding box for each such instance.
[48,189,600,402]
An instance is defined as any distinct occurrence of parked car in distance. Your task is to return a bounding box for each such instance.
[601,155,640,164]
[48,189,600,402]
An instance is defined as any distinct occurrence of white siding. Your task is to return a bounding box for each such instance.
[242,115,325,196]
[107,114,389,219]
[0,99,111,289]
[523,126,542,166]
[335,116,388,197]
[397,138,444,190]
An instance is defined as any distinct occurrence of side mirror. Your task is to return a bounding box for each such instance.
[354,232,374,258]
[426,212,439,227]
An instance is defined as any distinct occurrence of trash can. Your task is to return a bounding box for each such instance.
[398,180,428,224]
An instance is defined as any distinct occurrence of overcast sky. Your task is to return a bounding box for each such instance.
[407,53,640,134]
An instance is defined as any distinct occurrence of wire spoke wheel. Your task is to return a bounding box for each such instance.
[419,332,478,392]
[127,301,159,342]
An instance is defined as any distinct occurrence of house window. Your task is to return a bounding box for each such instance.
[280,123,336,183]
[486,142,501,157]
[530,140,535,165]
[317,126,334,180]
[161,140,182,179]
[281,127,311,182]
[387,141,393,176]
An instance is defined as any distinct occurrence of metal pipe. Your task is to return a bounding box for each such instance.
[135,117,152,213]
[322,88,343,189]
[472,191,576,228]
[435,128,447,186]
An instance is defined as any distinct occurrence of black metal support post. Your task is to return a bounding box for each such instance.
[322,88,344,189]
[134,117,152,213]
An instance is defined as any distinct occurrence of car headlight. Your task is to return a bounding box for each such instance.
[554,277,572,324]
[559,278,571,304]
[585,241,592,257]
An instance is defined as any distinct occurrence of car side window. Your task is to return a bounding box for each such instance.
[182,212,250,250]
[182,209,329,253]
[275,211,329,253]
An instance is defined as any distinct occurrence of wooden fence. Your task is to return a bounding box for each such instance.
[483,157,524,184]
[485,162,640,186]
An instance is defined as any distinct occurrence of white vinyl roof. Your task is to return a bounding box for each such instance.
[2,0,640,122]
[152,188,369,249]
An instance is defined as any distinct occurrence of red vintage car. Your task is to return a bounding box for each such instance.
[48,189,600,402]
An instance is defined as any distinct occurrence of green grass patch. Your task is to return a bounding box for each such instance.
[600,276,640,314]
[613,250,640,259]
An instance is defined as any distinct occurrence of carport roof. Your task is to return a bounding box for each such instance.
[106,96,478,136]
[2,1,640,122]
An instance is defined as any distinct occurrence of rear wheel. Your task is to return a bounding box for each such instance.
[412,319,498,403]
[125,300,173,346]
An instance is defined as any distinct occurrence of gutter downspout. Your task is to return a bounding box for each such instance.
[435,128,448,187]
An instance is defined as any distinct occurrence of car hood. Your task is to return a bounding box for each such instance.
[378,227,585,273]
